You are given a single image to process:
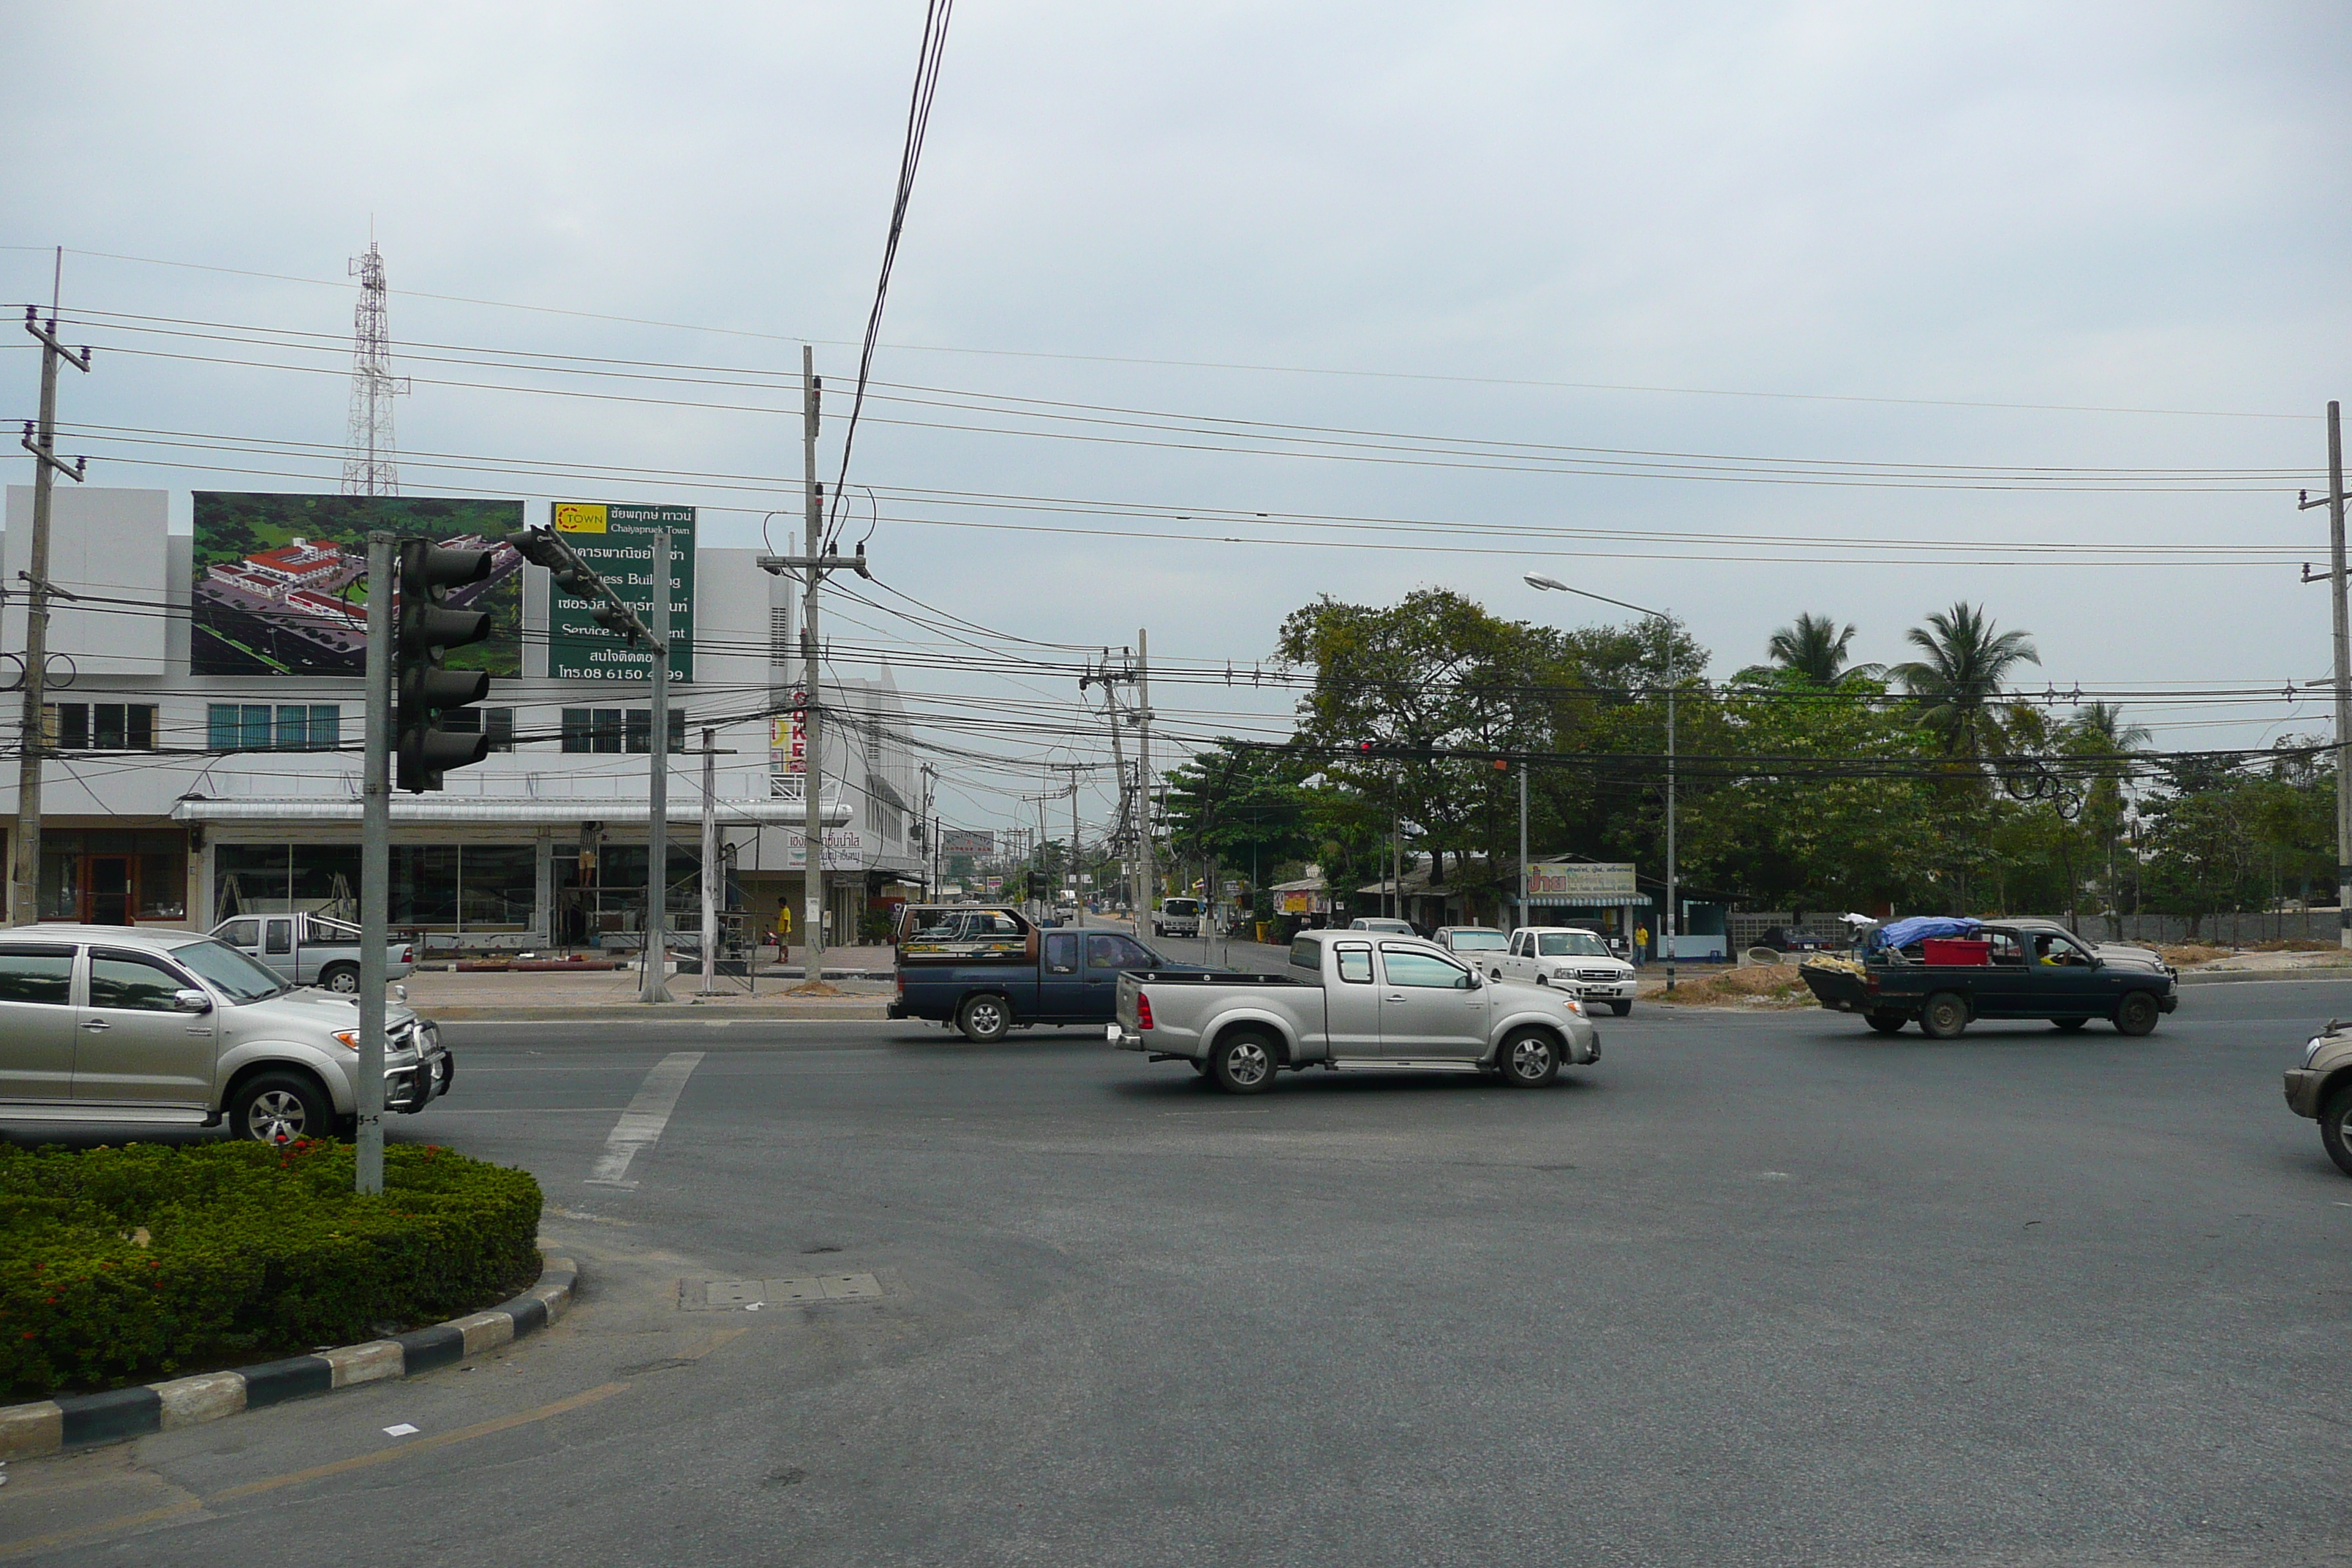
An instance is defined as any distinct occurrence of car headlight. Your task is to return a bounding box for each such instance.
[331,1030,361,1051]
[2307,1036,2329,1068]
[1561,994,1584,1015]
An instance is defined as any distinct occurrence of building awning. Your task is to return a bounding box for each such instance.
[171,797,852,829]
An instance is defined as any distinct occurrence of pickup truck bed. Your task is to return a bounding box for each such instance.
[1110,930,1601,1094]
[1802,919,2177,1039]
[890,911,1205,1041]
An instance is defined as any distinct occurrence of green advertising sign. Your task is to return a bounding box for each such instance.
[543,502,696,682]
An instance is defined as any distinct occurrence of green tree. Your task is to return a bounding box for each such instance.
[1738,612,1883,687]
[1888,603,2040,760]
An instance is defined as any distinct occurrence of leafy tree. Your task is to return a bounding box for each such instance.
[1736,613,1882,687]
[1161,739,1316,903]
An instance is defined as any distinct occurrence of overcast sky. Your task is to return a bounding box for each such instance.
[4,2,2348,833]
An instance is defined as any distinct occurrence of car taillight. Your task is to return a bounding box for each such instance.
[1865,973,1880,994]
[1137,992,1153,1030]
[401,946,413,963]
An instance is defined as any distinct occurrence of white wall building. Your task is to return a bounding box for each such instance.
[0,487,926,949]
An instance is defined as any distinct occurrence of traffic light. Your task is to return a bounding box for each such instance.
[1027,870,1050,899]
[395,538,497,792]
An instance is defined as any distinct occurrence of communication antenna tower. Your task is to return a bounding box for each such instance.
[340,241,407,495]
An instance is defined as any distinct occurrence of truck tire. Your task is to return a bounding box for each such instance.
[1919,992,1969,1040]
[1208,1030,1277,1094]
[957,994,1012,1044]
[1865,1009,1907,1036]
[1497,1028,1558,1088]
[2114,992,2160,1037]
[2321,1083,2352,1177]
[229,1070,333,1143]
[320,962,361,994]
[1609,1000,1632,1018]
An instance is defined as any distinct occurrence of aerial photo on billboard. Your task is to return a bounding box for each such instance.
[190,494,524,676]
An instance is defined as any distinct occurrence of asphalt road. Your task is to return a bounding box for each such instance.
[14,981,2352,1566]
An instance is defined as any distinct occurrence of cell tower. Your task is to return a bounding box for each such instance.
[340,241,406,495]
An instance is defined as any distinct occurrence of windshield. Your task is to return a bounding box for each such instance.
[1447,930,1507,951]
[1163,899,1200,916]
[171,938,289,1003]
[1538,932,1611,958]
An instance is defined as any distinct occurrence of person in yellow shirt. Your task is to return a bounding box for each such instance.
[775,897,793,951]
[1634,924,1650,965]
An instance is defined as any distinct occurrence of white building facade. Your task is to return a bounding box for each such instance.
[0,488,926,950]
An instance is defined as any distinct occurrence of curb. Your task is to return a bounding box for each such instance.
[423,1003,893,1022]
[0,1254,576,1462]
[2176,968,2352,987]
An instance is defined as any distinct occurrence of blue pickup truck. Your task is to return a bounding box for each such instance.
[888,904,1203,1041]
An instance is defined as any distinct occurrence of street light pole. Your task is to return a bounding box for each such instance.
[1526,572,1678,990]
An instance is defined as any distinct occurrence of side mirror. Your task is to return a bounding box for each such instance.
[1465,971,1482,990]
[172,989,213,1014]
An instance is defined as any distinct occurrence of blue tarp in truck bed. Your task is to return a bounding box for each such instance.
[1865,916,1982,951]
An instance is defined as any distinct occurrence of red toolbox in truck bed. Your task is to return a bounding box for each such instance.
[1923,937,1991,965]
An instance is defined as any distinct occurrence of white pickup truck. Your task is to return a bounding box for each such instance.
[1109,928,1600,1093]
[208,912,415,994]
[1492,927,1638,1017]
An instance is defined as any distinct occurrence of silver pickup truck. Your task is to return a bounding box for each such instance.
[209,912,415,994]
[1109,928,1601,1093]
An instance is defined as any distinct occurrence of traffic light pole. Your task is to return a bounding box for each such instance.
[357,531,393,1194]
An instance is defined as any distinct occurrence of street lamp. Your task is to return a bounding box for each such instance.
[1524,573,1680,992]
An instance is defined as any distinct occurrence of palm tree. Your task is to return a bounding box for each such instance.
[2065,701,2152,924]
[1763,613,1882,685]
[1889,602,2040,758]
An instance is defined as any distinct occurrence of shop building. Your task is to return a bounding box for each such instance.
[1,487,925,947]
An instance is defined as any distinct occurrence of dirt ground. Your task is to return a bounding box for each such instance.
[1643,962,1815,1009]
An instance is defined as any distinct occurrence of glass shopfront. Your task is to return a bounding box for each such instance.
[213,842,539,930]
[38,830,187,924]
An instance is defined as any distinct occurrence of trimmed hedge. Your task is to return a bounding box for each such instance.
[0,1140,542,1397]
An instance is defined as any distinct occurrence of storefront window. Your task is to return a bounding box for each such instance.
[459,845,538,927]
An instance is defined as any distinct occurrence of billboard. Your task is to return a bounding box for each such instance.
[940,829,995,856]
[191,494,524,676]
[1525,862,1638,901]
[543,502,695,682]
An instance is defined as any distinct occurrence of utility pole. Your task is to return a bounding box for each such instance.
[639,529,674,1003]
[758,347,869,987]
[1135,630,1156,928]
[356,532,393,1193]
[919,761,938,898]
[1665,678,1678,992]
[1516,764,1529,933]
[1049,763,1087,927]
[2300,399,2352,948]
[10,255,92,928]
[696,727,737,995]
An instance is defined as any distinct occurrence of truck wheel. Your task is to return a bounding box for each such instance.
[1208,1031,1277,1094]
[1497,1029,1558,1088]
[320,963,360,994]
[1609,1000,1632,1018]
[957,995,1012,1044]
[229,1071,332,1143]
[2321,1084,2352,1177]
[2114,992,2160,1037]
[1919,992,1968,1040]
[1865,1009,1907,1036]
[2052,1017,2089,1033]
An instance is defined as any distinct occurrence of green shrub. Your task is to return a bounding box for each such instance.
[0,1140,543,1397]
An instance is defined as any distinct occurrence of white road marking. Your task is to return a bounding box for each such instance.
[585,1052,705,1188]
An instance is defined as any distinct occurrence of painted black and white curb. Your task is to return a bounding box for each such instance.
[0,1254,575,1461]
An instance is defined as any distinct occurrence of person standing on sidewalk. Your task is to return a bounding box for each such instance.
[775,897,793,962]
[1635,922,1650,967]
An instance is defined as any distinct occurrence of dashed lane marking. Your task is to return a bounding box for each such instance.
[585,1052,704,1188]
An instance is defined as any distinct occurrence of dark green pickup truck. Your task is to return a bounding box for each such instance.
[1801,918,2179,1039]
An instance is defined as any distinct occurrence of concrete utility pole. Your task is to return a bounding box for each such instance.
[2300,400,2352,948]
[640,528,674,1004]
[1049,763,1088,927]
[696,727,736,995]
[758,347,870,987]
[1135,630,1156,927]
[11,253,92,927]
[356,531,394,1193]
[919,761,938,897]
[1517,764,1529,932]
